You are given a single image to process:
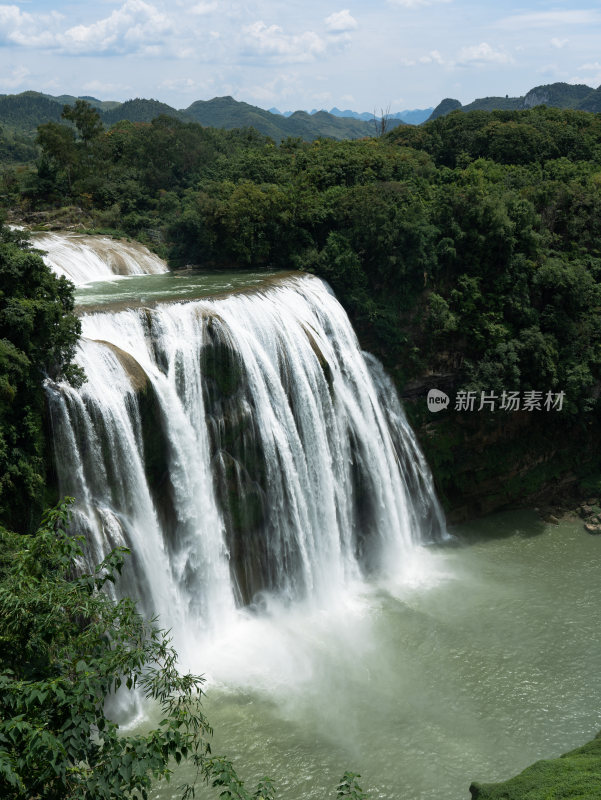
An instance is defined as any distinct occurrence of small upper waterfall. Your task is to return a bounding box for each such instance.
[45,248,446,659]
[32,231,168,285]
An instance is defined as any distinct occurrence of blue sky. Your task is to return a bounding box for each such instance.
[2,1,601,111]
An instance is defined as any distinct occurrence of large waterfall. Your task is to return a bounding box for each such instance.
[43,235,446,665]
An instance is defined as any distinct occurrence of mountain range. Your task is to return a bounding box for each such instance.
[0,92,405,143]
[1,82,600,148]
[269,106,433,126]
[428,82,601,121]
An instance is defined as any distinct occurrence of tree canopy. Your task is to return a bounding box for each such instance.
[0,223,80,532]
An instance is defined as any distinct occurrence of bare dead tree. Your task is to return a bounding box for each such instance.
[372,104,391,137]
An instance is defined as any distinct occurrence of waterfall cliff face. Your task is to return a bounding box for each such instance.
[46,257,446,654]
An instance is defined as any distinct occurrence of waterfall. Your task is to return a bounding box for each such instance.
[32,231,168,284]
[46,270,446,660]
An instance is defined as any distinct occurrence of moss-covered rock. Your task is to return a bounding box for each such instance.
[200,320,243,398]
[469,731,601,799]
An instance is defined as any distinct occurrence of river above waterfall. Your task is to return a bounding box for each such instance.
[74,269,287,311]
[147,511,600,800]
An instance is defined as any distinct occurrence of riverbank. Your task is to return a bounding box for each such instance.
[470,731,601,799]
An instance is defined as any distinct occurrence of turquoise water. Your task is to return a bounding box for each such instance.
[147,512,600,800]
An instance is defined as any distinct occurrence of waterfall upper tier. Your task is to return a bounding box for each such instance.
[47,272,446,656]
[31,230,168,285]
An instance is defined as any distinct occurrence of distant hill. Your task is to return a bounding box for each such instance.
[42,93,121,113]
[427,82,601,121]
[9,82,601,144]
[185,96,292,139]
[428,98,462,121]
[0,92,63,135]
[0,91,404,142]
[327,107,433,125]
[102,98,188,125]
[184,96,403,140]
[579,86,601,112]
[271,105,433,126]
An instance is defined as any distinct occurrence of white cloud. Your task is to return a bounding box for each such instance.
[59,0,173,55]
[0,64,30,89]
[0,1,174,55]
[579,61,601,72]
[570,63,601,87]
[456,42,513,66]
[419,49,444,64]
[0,5,63,48]
[570,72,601,87]
[325,10,358,33]
[551,38,568,49]
[242,21,327,63]
[497,11,601,30]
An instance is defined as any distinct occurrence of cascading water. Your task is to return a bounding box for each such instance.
[32,230,168,284]
[45,259,446,664]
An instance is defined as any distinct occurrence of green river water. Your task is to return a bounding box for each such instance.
[75,269,284,311]
[146,512,600,800]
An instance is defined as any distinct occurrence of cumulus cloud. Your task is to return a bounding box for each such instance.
[325,10,358,33]
[0,1,173,55]
[59,0,173,55]
[551,38,568,49]
[242,21,327,63]
[0,4,63,48]
[496,10,601,30]
[456,42,513,66]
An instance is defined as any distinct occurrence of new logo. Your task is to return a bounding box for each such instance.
[427,389,449,412]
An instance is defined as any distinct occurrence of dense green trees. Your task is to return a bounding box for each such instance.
[0,223,80,532]
[0,500,211,799]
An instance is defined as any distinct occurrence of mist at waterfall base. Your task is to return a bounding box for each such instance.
[39,235,601,800]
